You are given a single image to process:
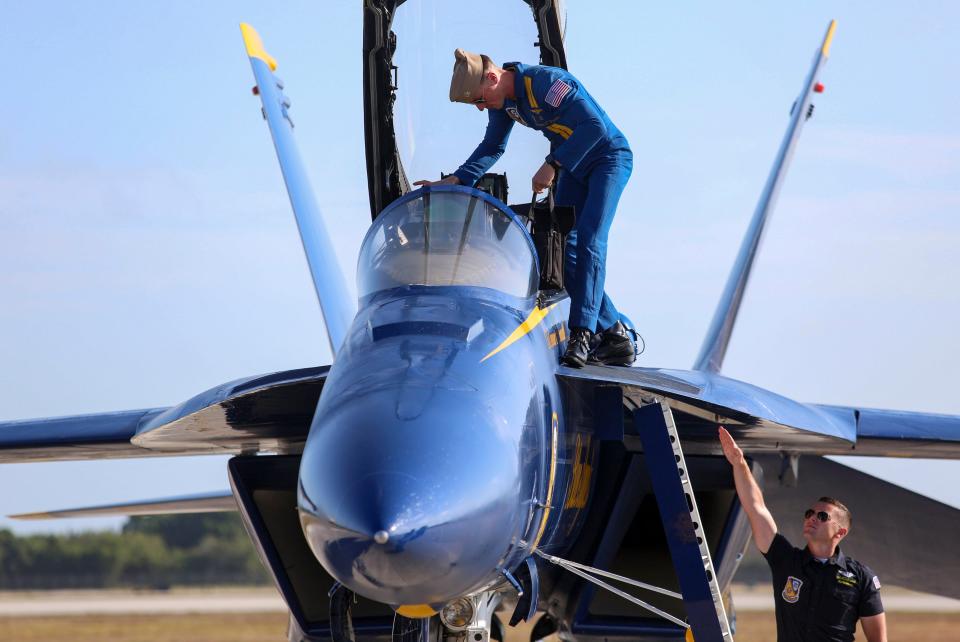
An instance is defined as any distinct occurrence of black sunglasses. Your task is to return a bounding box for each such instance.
[804,509,831,523]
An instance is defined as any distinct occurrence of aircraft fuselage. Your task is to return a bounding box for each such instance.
[297,186,591,612]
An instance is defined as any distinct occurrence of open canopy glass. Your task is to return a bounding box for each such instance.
[391,0,547,190]
[358,187,538,300]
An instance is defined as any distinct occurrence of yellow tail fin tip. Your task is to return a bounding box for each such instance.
[240,23,278,71]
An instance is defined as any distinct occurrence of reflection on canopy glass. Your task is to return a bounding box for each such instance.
[392,0,545,185]
[358,191,537,299]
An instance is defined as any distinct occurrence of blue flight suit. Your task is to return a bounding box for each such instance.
[452,62,632,333]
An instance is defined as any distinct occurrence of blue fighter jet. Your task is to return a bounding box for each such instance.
[2,5,959,642]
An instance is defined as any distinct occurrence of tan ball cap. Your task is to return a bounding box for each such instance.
[449,48,488,103]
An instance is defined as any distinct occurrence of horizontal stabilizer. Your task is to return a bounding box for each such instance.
[756,455,960,599]
[10,490,236,520]
[0,408,167,464]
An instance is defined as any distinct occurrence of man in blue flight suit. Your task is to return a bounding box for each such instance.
[415,49,636,367]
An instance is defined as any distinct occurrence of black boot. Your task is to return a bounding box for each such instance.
[561,327,593,368]
[588,321,637,366]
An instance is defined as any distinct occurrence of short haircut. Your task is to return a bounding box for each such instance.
[818,496,852,529]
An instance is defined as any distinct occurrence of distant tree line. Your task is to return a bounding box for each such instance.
[0,512,776,591]
[0,514,270,590]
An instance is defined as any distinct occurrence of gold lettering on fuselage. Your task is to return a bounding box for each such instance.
[545,322,568,350]
[564,433,593,509]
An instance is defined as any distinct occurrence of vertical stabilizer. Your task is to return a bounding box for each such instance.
[240,24,355,356]
[693,20,836,373]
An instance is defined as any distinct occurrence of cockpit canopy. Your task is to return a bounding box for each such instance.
[358,187,538,300]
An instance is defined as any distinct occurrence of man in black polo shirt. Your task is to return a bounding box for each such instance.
[719,427,887,641]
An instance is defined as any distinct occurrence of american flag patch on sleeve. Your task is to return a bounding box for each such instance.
[545,79,572,107]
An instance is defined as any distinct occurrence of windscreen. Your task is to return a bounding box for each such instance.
[392,0,548,192]
[358,190,538,299]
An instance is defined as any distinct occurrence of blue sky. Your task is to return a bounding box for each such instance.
[0,1,958,535]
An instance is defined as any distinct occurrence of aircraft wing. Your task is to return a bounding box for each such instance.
[558,366,960,458]
[813,404,960,456]
[0,366,328,463]
[0,408,166,463]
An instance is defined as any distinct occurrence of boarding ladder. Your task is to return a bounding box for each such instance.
[636,399,732,641]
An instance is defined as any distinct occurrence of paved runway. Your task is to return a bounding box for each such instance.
[0,588,285,616]
[0,585,957,617]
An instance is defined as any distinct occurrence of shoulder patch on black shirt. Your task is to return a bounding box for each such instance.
[782,576,803,603]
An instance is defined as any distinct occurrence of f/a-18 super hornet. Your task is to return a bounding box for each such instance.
[2,3,959,642]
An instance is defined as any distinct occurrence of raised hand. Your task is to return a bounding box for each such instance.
[718,426,745,466]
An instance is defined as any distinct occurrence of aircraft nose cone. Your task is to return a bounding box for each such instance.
[297,388,526,606]
[301,471,512,601]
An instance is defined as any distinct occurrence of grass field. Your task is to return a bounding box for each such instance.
[734,611,960,641]
[1,611,959,641]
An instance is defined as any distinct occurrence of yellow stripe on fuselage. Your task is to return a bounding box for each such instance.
[240,23,278,71]
[547,123,573,139]
[524,76,539,109]
[480,303,557,362]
